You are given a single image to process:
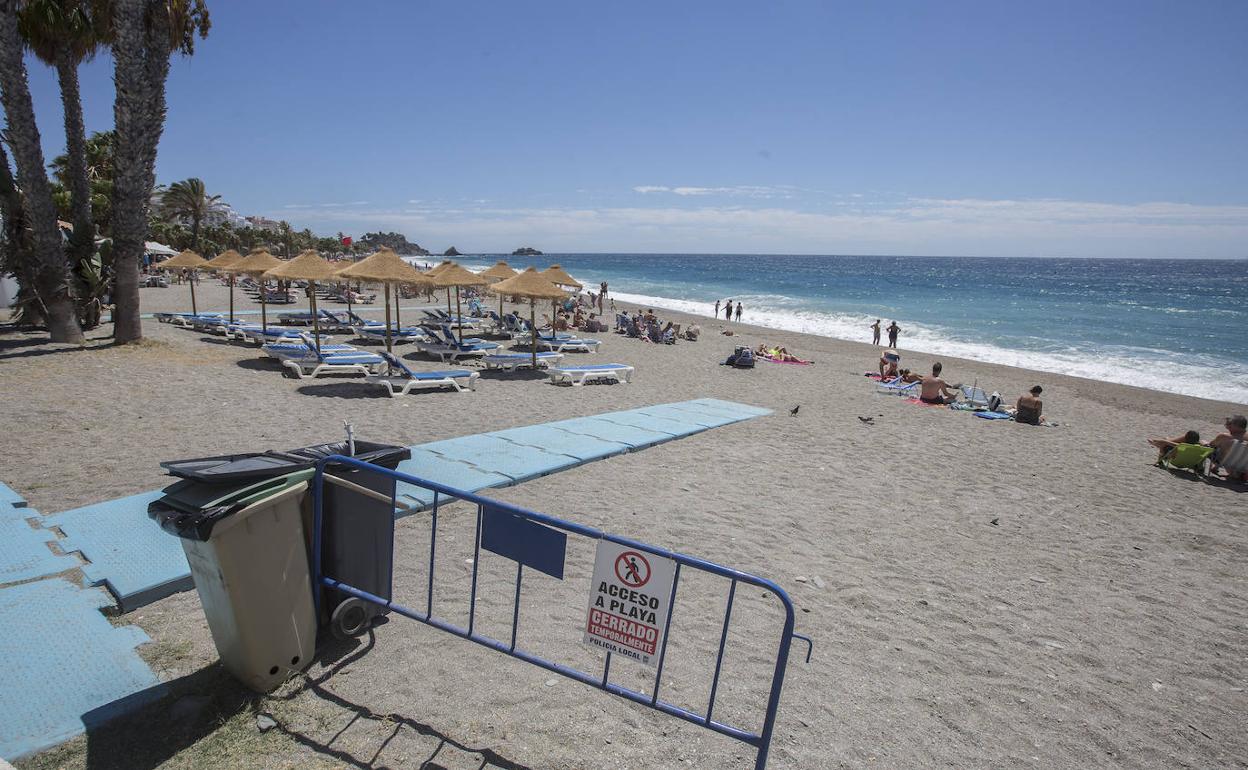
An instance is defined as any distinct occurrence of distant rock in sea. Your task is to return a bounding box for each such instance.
[443,247,461,257]
[512,246,543,256]
[357,231,429,255]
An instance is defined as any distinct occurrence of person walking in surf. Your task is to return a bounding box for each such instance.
[887,320,900,347]
[714,300,720,318]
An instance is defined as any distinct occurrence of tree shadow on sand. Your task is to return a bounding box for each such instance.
[72,631,532,770]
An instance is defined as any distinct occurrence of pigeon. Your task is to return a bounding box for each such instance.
[990,518,1000,526]
[789,405,800,416]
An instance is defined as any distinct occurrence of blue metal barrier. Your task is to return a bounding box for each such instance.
[311,455,813,770]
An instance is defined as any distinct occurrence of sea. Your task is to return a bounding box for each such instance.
[444,254,1248,405]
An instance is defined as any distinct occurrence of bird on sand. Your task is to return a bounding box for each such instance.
[789,405,800,416]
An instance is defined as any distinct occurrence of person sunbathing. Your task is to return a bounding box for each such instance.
[897,368,922,383]
[771,346,811,364]
[1014,386,1045,425]
[879,350,900,379]
[1148,430,1200,464]
[919,362,960,404]
[1207,415,1247,481]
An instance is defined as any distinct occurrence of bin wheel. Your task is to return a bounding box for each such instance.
[330,599,372,639]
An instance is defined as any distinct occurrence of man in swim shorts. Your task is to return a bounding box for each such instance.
[919,362,960,404]
[871,319,881,345]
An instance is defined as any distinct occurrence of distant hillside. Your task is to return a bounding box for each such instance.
[357,231,429,255]
[512,246,543,256]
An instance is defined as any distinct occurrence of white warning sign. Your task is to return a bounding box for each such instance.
[583,541,676,667]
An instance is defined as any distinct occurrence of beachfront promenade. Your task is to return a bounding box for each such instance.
[1,281,1244,769]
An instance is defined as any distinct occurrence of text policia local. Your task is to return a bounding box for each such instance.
[592,581,661,624]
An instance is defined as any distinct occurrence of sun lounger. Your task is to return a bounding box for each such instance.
[548,363,633,386]
[261,341,358,360]
[365,352,479,395]
[235,325,332,345]
[481,351,565,371]
[154,312,197,325]
[353,325,430,344]
[277,334,385,379]
[537,336,601,353]
[415,328,501,362]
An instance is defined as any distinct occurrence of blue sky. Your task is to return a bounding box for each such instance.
[26,0,1248,257]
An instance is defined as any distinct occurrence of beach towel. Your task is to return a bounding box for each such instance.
[760,355,812,365]
[974,411,1013,420]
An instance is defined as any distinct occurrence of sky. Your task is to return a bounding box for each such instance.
[23,0,1248,257]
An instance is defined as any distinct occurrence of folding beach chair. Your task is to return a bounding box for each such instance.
[1211,439,1248,481]
[1159,443,1215,475]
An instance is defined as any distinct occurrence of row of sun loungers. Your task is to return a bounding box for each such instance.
[158,312,632,392]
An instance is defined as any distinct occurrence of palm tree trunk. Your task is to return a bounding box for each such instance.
[110,0,172,344]
[190,214,200,251]
[55,48,96,326]
[0,1,83,343]
[0,130,43,327]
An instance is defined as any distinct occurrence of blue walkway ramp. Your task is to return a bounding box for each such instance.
[0,578,161,760]
[43,491,190,613]
[25,399,770,610]
[0,481,26,509]
[0,506,79,585]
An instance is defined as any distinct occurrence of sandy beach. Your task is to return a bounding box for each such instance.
[3,279,1245,769]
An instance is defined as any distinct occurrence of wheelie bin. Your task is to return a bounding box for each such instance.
[149,439,410,692]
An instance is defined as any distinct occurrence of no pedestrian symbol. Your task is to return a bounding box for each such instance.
[584,541,676,667]
[616,551,649,587]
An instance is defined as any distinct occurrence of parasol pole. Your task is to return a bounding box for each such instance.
[229,274,235,322]
[310,281,321,356]
[189,271,197,315]
[260,277,268,331]
[455,287,465,345]
[395,282,402,331]
[530,299,537,369]
[384,282,393,353]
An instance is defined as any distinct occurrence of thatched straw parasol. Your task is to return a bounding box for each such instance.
[201,249,244,321]
[159,250,207,315]
[338,248,431,352]
[431,263,489,344]
[488,268,567,368]
[479,260,518,319]
[540,264,582,290]
[540,264,583,316]
[222,248,284,331]
[264,250,339,354]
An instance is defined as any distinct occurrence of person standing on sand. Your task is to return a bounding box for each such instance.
[714,300,720,318]
[735,301,742,322]
[725,300,733,321]
[871,319,881,345]
[887,320,900,347]
[599,281,607,312]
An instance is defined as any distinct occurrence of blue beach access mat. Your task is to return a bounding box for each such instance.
[19,398,771,612]
[0,578,161,760]
[0,506,79,585]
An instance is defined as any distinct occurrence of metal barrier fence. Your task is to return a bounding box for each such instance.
[311,455,813,770]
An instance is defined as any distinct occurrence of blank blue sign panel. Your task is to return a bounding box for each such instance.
[480,504,567,580]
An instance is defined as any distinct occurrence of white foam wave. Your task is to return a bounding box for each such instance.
[610,290,1248,404]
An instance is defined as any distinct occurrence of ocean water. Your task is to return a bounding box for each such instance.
[454,254,1248,404]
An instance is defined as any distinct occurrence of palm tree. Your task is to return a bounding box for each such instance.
[0,0,82,342]
[108,0,210,344]
[277,220,293,257]
[160,177,219,251]
[50,129,113,235]
[19,0,102,322]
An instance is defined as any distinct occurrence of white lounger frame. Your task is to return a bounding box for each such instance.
[548,364,633,386]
